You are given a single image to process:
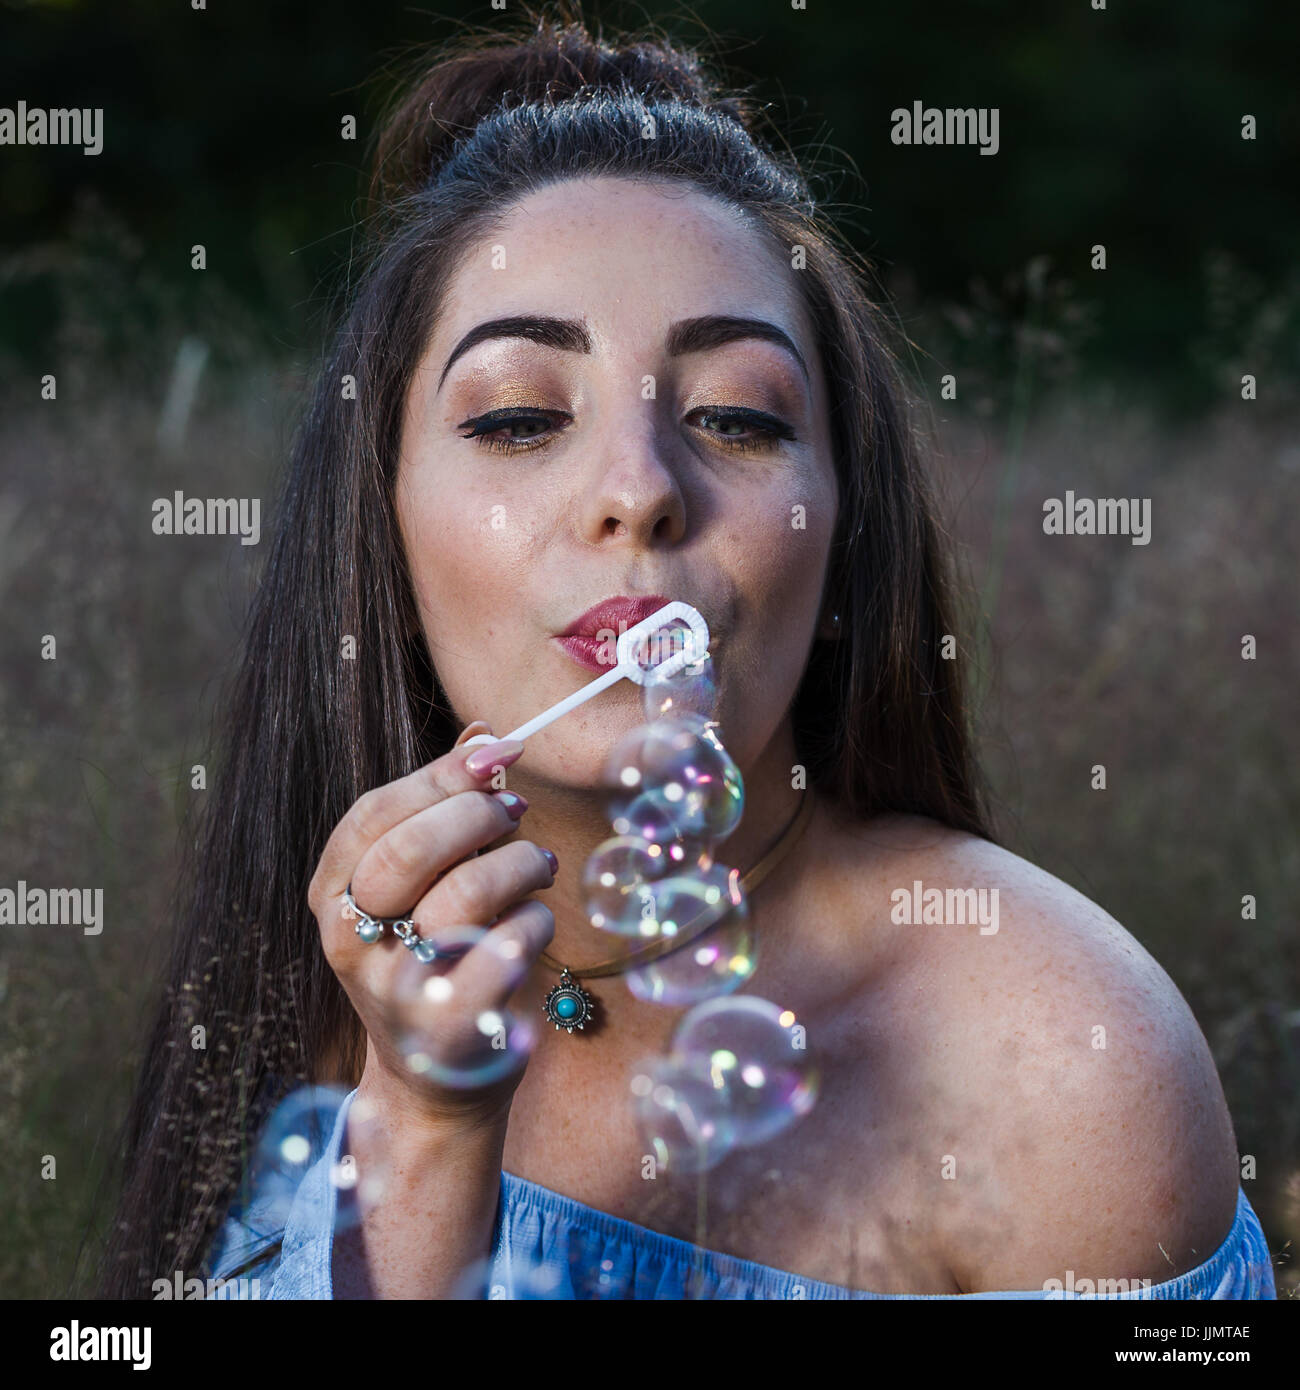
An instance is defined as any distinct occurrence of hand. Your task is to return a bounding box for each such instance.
[309,721,555,1139]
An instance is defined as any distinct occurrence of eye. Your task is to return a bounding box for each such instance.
[457,408,568,454]
[689,408,796,453]
[456,405,797,457]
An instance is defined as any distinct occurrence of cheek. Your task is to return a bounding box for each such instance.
[702,478,833,713]
[396,473,538,720]
[728,473,836,609]
[397,468,535,621]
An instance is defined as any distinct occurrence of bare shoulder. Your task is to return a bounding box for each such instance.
[833,814,1242,1294]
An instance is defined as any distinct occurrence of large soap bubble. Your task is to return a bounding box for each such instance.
[624,873,756,1005]
[583,834,674,938]
[629,1051,737,1175]
[245,1084,384,1231]
[390,924,538,1089]
[670,996,818,1148]
[603,714,744,848]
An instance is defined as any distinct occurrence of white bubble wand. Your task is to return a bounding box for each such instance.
[464,600,710,748]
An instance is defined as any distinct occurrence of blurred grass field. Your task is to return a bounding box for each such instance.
[0,202,1295,1298]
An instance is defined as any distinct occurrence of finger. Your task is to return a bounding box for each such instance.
[404,838,555,935]
[310,725,523,909]
[450,898,556,1006]
[348,795,541,921]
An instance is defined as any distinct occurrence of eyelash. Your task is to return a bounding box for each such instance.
[456,407,796,456]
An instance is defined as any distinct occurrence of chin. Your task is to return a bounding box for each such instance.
[521,703,645,783]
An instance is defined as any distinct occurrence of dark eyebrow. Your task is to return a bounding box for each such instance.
[436,313,809,391]
[666,315,810,386]
[438,316,592,391]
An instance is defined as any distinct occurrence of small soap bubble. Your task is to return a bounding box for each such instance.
[642,649,719,723]
[670,996,819,1148]
[391,924,537,1089]
[603,714,744,846]
[629,1053,737,1175]
[626,615,696,678]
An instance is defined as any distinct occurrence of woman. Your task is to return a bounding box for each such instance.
[99,6,1274,1299]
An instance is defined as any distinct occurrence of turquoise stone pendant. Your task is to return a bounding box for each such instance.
[543,969,594,1034]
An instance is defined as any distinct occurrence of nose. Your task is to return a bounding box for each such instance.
[576,410,688,547]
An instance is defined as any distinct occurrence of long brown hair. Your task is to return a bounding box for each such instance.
[94,0,994,1298]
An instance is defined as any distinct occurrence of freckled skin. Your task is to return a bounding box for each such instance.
[388,176,1242,1295]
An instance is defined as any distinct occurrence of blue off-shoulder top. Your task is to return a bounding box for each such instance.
[202,1085,1277,1300]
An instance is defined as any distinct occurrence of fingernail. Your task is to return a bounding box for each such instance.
[541,848,559,876]
[494,790,528,820]
[466,739,525,776]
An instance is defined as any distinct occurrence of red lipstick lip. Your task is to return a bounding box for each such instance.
[559,595,674,641]
[555,595,717,676]
[554,633,624,675]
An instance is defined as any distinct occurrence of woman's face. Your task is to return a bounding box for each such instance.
[396,175,839,786]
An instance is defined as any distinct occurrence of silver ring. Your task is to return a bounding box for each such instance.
[341,883,445,963]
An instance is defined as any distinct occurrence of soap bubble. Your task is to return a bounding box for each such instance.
[584,838,722,939]
[642,648,719,723]
[603,714,744,847]
[624,875,756,1005]
[629,1052,737,1175]
[670,996,819,1148]
[246,1084,383,1231]
[619,860,739,942]
[582,835,673,937]
[391,923,538,1089]
[624,613,699,679]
